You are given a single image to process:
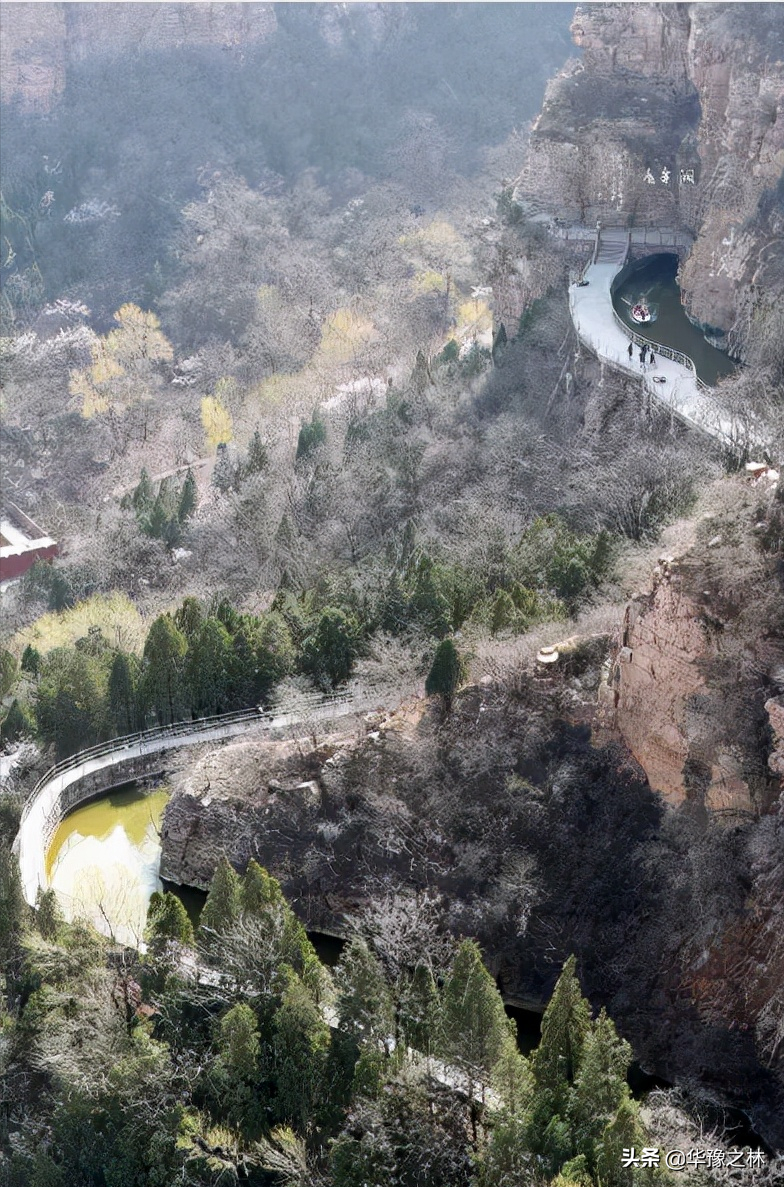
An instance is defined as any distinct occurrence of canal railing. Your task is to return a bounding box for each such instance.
[14,690,358,907]
[610,307,711,395]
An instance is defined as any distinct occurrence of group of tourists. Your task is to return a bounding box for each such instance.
[627,340,656,371]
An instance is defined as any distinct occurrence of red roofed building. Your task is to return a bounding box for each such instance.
[0,503,58,582]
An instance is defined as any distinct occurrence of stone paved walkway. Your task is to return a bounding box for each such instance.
[569,250,740,448]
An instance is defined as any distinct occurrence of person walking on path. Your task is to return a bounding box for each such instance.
[649,349,656,366]
[639,345,647,371]
[627,340,634,361]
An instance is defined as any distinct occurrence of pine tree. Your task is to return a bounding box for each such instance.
[0,649,17,698]
[178,467,197,522]
[569,1008,633,1165]
[295,415,326,460]
[492,321,508,363]
[0,698,35,743]
[490,588,515,635]
[302,607,358,688]
[212,442,235,494]
[594,1098,650,1187]
[424,637,465,710]
[528,954,593,1163]
[439,939,514,1087]
[398,963,440,1056]
[185,617,231,716]
[199,855,242,938]
[21,644,40,677]
[140,614,187,725]
[0,846,26,960]
[146,890,194,946]
[241,859,284,915]
[335,937,394,1047]
[132,468,154,516]
[146,493,169,540]
[173,596,204,644]
[531,955,592,1104]
[273,973,330,1132]
[245,429,269,475]
[255,613,295,695]
[492,1034,533,1116]
[409,556,451,637]
[217,1002,260,1082]
[108,651,138,736]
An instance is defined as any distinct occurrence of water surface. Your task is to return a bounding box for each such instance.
[613,253,737,387]
[47,785,169,947]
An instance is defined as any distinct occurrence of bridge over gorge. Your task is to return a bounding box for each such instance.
[13,690,366,911]
[564,224,756,452]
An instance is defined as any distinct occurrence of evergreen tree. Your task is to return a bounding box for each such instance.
[35,888,63,941]
[492,321,508,363]
[177,468,197,522]
[424,637,465,710]
[569,1008,633,1165]
[173,596,204,644]
[256,612,295,694]
[531,955,592,1106]
[273,973,330,1132]
[439,939,514,1087]
[0,649,17,697]
[199,855,242,938]
[185,617,231,716]
[145,890,194,946]
[241,859,283,915]
[35,647,109,757]
[108,651,138,736]
[481,1116,533,1187]
[140,614,187,725]
[0,698,35,743]
[594,1098,652,1187]
[301,607,358,688]
[335,937,394,1047]
[20,644,40,677]
[492,1035,534,1116]
[490,588,515,635]
[408,556,451,636]
[398,963,440,1056]
[217,1002,260,1082]
[0,846,26,961]
[296,415,326,460]
[132,468,154,516]
[212,442,235,494]
[213,596,241,634]
[145,493,169,540]
[527,955,593,1166]
[245,429,269,475]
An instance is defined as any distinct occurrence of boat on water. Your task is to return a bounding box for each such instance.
[623,294,658,324]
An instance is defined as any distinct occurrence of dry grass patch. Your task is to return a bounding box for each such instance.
[13,592,146,658]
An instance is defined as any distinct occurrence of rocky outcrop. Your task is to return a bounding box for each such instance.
[515,2,784,355]
[606,476,783,813]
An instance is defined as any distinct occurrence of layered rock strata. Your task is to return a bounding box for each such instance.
[515,2,784,355]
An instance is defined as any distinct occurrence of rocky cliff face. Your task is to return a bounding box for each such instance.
[516,2,784,355]
[606,475,783,813]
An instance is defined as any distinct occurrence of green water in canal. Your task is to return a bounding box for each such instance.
[612,253,737,387]
[47,785,169,947]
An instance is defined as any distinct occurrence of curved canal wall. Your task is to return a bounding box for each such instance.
[13,712,266,908]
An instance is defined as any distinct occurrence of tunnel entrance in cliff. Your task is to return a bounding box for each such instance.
[611,253,737,387]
